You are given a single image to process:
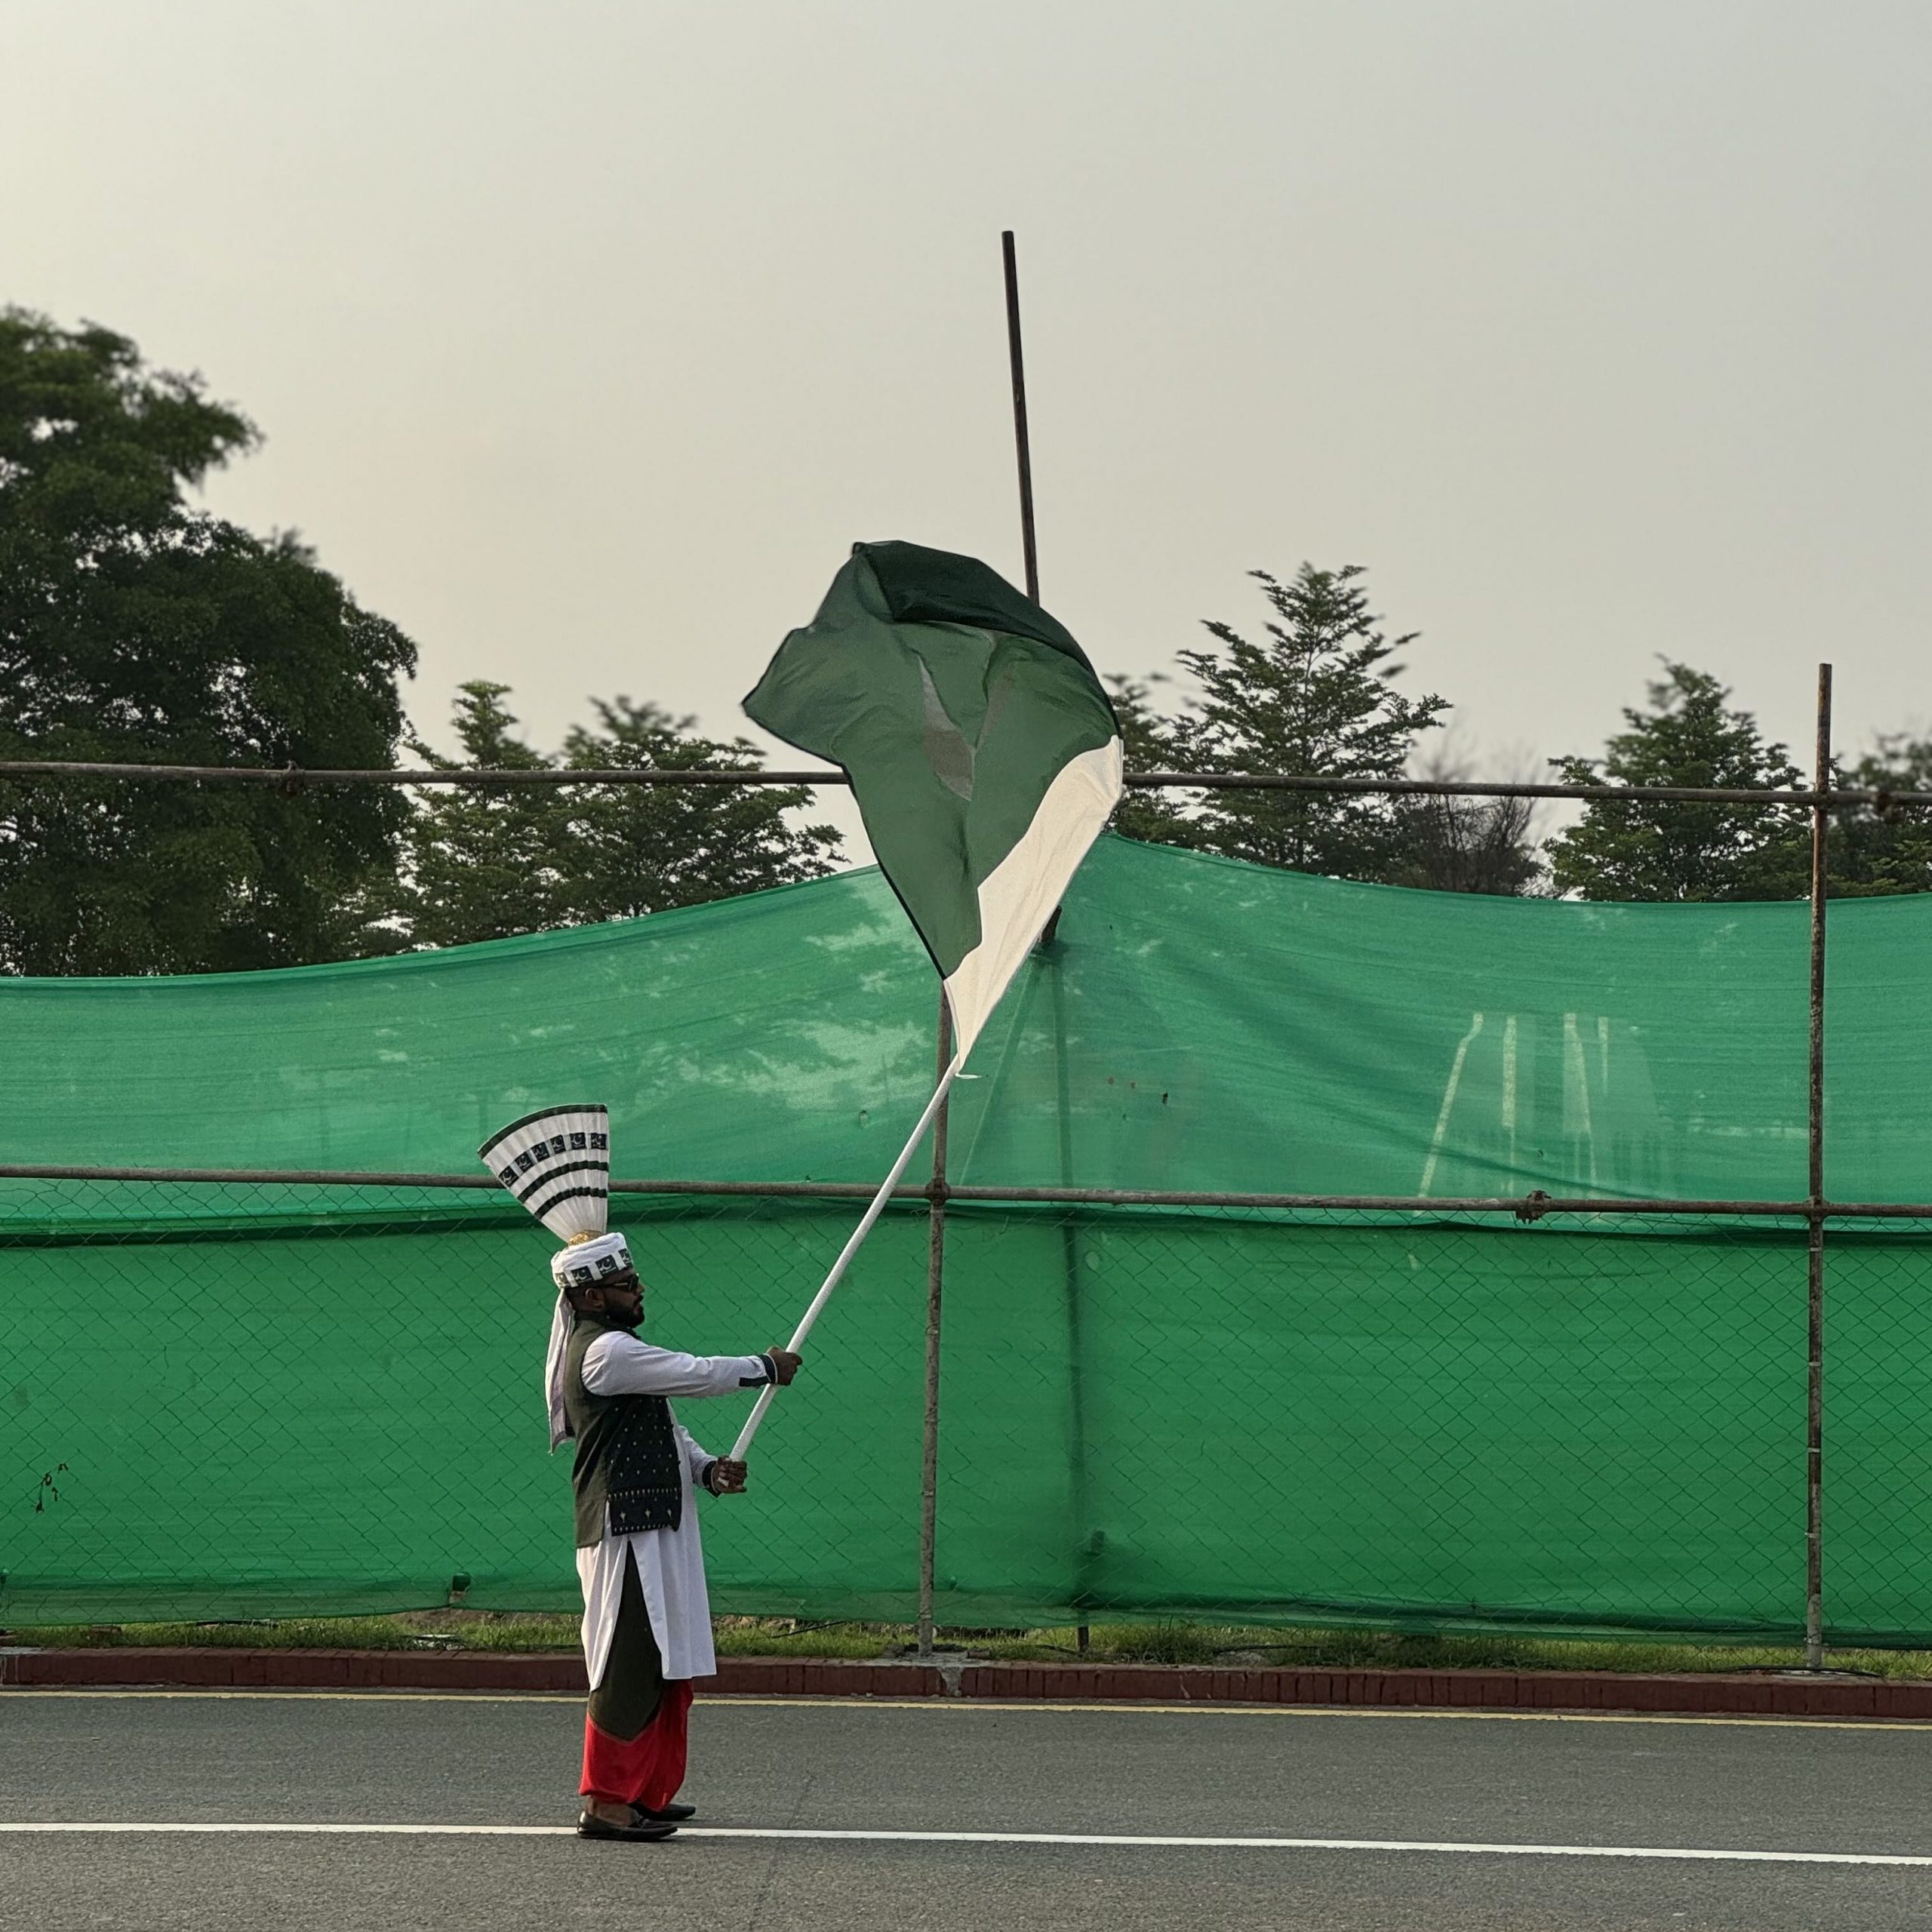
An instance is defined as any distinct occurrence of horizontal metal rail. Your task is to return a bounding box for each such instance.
[0,1163,1927,1220]
[0,758,1927,810]
[1129,773,1932,808]
[0,761,848,789]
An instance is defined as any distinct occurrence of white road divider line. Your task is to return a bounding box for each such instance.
[0,1823,1929,1865]
[6,1690,1929,1734]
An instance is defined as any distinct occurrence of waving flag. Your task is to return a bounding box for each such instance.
[728,540,1122,1458]
[746,540,1122,1060]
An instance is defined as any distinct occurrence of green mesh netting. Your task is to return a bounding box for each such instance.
[3,835,1928,1642]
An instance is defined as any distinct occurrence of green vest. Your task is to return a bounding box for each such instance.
[563,1317,683,1548]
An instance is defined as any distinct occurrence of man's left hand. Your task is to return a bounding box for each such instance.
[706,1458,749,1494]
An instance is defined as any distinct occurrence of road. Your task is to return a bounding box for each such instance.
[2,1689,1929,1930]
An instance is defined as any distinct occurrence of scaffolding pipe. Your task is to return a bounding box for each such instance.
[3,1164,1932,1220]
[1805,665,1833,1671]
[2,756,1930,811]
[916,997,954,1658]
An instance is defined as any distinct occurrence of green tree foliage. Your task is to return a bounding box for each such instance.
[1828,737,1932,897]
[402,682,841,946]
[1177,566,1451,878]
[394,684,568,949]
[1391,749,1546,896]
[1544,663,1810,902]
[0,310,416,972]
[1106,565,1546,891]
[1115,564,1524,889]
[556,696,843,922]
[1102,671,1195,847]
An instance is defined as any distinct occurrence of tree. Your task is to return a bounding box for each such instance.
[1173,564,1451,880]
[394,684,571,949]
[1103,671,1195,848]
[401,682,841,947]
[1544,663,1808,901]
[1829,736,1932,897]
[1392,748,1546,896]
[0,310,416,973]
[1103,566,1543,892]
[556,697,843,922]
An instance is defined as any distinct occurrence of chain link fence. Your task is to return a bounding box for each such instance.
[2,661,1927,1655]
[6,1176,1927,1647]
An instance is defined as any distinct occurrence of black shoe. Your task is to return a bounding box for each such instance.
[577,1809,678,1841]
[638,1802,696,1823]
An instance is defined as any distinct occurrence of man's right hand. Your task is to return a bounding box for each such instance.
[768,1348,803,1386]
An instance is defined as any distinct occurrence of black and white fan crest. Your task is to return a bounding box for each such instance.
[477,1103,611,1240]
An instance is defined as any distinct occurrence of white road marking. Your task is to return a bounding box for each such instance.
[0,1822,1928,1865]
[2,1689,1928,1733]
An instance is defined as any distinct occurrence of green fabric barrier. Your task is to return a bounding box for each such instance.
[3,836,1930,1641]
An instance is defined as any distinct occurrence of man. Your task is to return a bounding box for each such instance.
[546,1230,801,1842]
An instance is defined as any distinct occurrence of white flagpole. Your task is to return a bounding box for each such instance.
[730,1054,964,1460]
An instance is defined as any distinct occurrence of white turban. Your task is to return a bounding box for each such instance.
[549,1230,633,1288]
[542,1231,636,1451]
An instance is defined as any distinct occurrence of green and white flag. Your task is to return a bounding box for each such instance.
[745,539,1123,1060]
[728,540,1121,1460]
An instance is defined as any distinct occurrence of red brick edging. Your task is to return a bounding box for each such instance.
[3,1647,1928,1720]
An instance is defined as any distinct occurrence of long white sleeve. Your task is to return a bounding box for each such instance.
[672,1422,715,1484]
[581,1330,772,1399]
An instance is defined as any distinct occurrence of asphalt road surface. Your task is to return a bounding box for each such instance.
[3,1689,1930,1930]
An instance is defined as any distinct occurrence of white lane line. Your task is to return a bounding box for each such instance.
[0,1823,1929,1865]
[2,1690,1928,1733]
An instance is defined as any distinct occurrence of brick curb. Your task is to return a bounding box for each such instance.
[2,1647,1927,1719]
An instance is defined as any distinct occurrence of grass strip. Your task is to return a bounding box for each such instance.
[5,1612,1931,1679]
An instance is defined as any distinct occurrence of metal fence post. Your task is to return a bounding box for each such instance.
[1805,663,1832,1672]
[1001,229,1039,603]
[1003,229,1094,1647]
[1046,925,1098,1652]
[916,993,953,1659]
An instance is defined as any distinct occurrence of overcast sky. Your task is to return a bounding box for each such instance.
[5,1,1926,856]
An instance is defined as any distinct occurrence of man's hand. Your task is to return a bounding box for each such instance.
[767,1348,803,1386]
[706,1458,749,1495]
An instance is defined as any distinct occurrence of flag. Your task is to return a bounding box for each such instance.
[746,540,1122,1059]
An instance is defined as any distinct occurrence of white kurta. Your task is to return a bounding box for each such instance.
[572,1331,771,1688]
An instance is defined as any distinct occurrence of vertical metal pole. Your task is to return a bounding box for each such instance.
[1804,663,1832,1672]
[1001,230,1040,602]
[1006,229,1088,1648]
[916,994,953,1659]
[918,228,1034,1659]
[1051,945,1097,1656]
